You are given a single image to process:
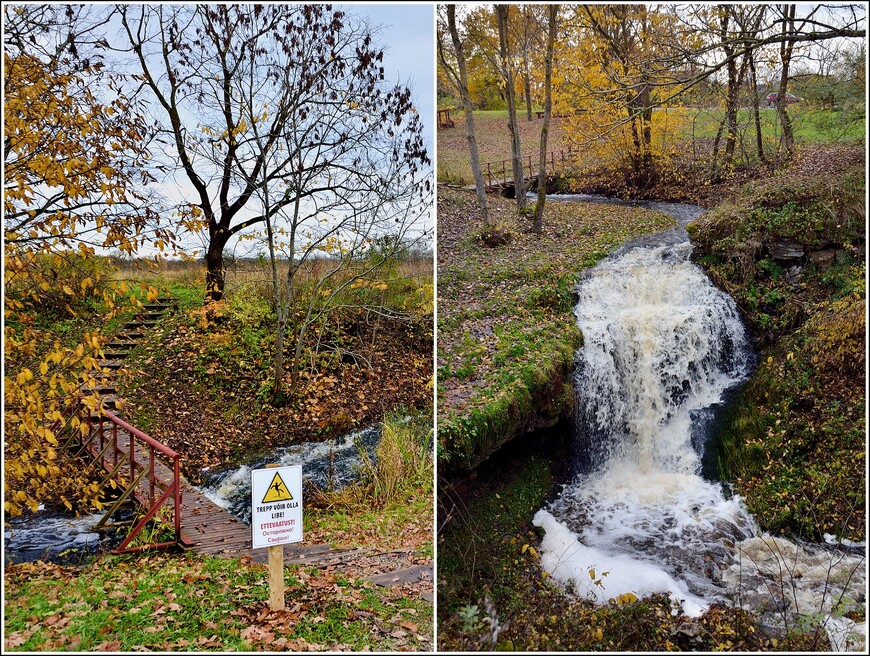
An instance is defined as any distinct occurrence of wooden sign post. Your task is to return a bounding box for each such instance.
[268,544,284,612]
[251,464,303,612]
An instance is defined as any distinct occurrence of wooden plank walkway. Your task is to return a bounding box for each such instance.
[98,427,432,592]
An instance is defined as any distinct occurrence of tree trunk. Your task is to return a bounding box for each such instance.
[523,70,533,122]
[776,4,797,160]
[640,82,653,183]
[263,182,286,403]
[497,4,526,210]
[521,6,534,122]
[205,234,226,303]
[534,4,557,235]
[749,50,765,163]
[266,216,286,402]
[724,55,739,166]
[446,5,490,225]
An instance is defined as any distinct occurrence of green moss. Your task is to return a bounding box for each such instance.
[693,170,866,541]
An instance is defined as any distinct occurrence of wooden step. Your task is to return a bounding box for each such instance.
[99,395,120,410]
[106,342,134,350]
[79,384,116,395]
[79,371,114,382]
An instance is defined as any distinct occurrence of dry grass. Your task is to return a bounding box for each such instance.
[113,257,433,303]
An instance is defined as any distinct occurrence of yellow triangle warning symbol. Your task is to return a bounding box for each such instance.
[262,472,294,503]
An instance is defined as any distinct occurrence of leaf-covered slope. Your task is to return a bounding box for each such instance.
[118,302,432,482]
[688,147,865,540]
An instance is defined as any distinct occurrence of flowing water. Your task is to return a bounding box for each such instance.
[4,428,380,563]
[4,510,128,565]
[199,426,381,524]
[532,196,866,649]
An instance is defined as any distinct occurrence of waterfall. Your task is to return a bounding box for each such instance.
[534,200,865,648]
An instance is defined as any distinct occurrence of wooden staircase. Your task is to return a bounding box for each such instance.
[81,297,177,416]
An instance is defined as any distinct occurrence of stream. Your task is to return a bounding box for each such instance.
[199,425,381,524]
[531,195,866,650]
[4,427,380,563]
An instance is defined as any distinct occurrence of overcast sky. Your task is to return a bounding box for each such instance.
[343,3,436,155]
[94,3,437,258]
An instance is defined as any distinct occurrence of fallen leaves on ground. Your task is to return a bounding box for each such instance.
[117,308,432,483]
[4,551,432,652]
[437,186,674,423]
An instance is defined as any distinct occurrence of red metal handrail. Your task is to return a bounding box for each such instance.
[68,399,182,554]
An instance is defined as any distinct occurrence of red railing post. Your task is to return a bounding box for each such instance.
[174,456,181,541]
[129,428,135,488]
[63,396,183,554]
[149,446,155,505]
[98,414,105,458]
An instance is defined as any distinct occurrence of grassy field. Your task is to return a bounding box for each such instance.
[437,106,865,185]
[437,111,569,185]
[5,548,432,652]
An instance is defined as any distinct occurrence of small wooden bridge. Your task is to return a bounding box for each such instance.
[56,298,431,592]
[467,149,575,192]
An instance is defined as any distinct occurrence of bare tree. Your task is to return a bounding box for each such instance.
[496,4,527,210]
[533,5,558,236]
[775,4,801,159]
[510,6,546,122]
[119,5,428,303]
[438,4,490,224]
[223,5,431,400]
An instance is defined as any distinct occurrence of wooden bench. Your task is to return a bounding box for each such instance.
[438,107,456,128]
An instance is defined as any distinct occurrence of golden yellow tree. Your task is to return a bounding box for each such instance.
[554,5,695,190]
[4,6,176,516]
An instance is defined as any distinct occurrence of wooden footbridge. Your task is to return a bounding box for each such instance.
[462,149,575,192]
[56,298,431,594]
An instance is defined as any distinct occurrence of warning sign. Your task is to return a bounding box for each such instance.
[261,472,294,503]
[251,465,303,549]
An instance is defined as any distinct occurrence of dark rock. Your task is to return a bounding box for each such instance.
[768,239,804,260]
[809,249,837,268]
[785,265,802,286]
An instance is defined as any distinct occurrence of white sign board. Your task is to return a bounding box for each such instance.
[251,465,303,549]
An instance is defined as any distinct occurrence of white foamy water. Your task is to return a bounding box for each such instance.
[535,235,866,648]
